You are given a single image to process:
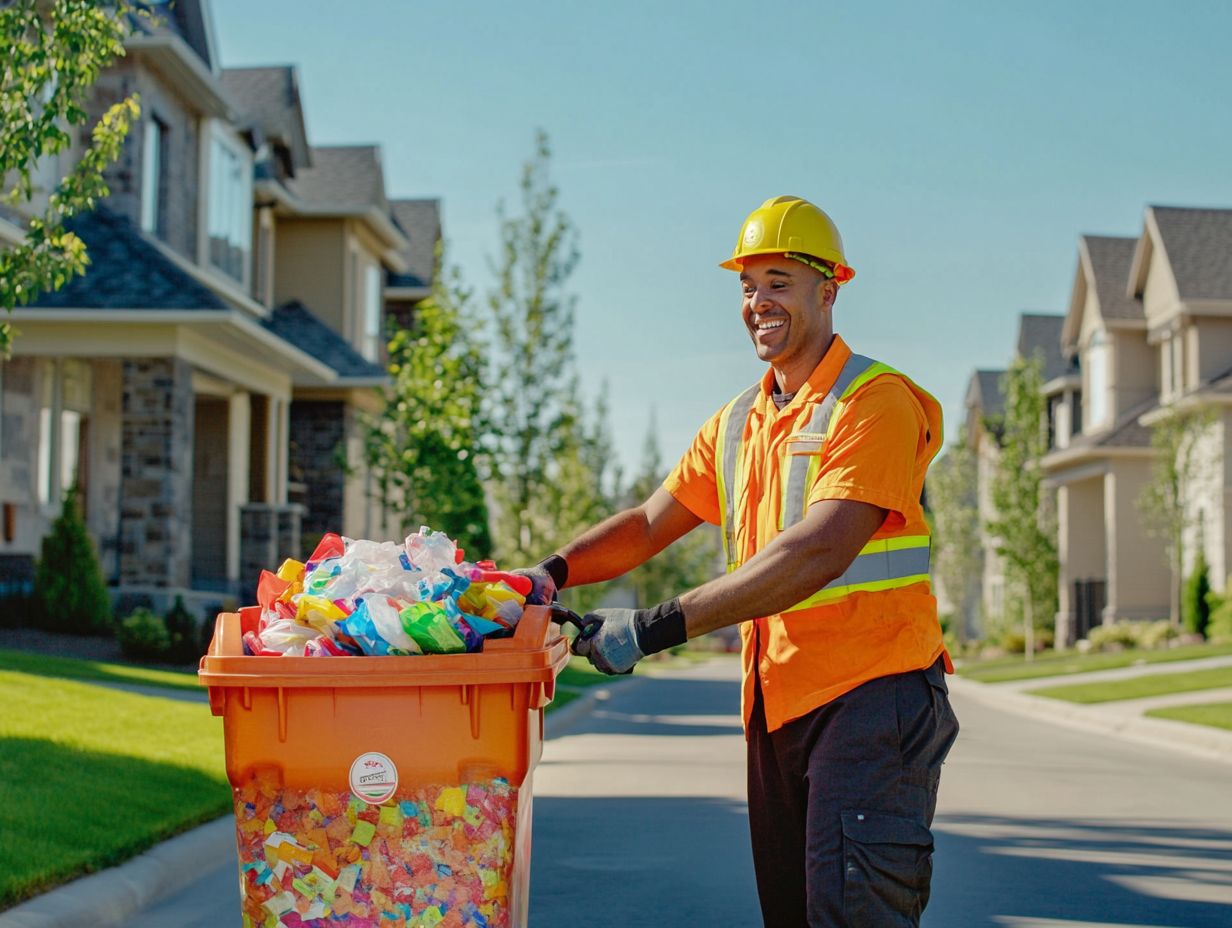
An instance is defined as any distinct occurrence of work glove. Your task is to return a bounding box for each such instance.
[511,555,568,606]
[572,599,688,675]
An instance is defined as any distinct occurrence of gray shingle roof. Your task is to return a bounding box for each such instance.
[1082,236,1143,321]
[284,146,387,213]
[1067,395,1156,450]
[219,67,311,172]
[1149,206,1232,301]
[262,301,386,380]
[1017,313,1073,382]
[388,199,440,290]
[25,207,228,310]
[966,369,1007,420]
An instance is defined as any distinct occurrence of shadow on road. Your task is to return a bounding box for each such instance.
[530,795,760,927]
[926,814,1232,928]
[572,676,743,739]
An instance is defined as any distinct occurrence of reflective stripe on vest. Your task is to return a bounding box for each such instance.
[718,353,931,610]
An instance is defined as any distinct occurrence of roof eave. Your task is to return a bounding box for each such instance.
[385,284,431,301]
[8,307,337,381]
[1127,209,1158,299]
[126,34,232,119]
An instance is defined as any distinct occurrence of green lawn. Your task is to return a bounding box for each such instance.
[1145,701,1232,731]
[0,669,230,908]
[957,642,1232,684]
[1027,666,1232,704]
[0,648,200,693]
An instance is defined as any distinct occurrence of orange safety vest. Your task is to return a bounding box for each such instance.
[715,350,948,731]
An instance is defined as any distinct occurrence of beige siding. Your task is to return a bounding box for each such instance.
[1194,317,1232,385]
[274,219,348,334]
[1141,236,1181,328]
[1054,475,1105,644]
[1105,459,1170,621]
[1111,329,1156,419]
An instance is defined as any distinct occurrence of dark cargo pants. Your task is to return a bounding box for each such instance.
[747,659,959,927]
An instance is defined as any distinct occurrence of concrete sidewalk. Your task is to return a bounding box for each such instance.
[951,673,1232,765]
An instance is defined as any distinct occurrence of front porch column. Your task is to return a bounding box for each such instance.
[119,358,194,588]
[227,392,251,585]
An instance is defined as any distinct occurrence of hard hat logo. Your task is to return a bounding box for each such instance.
[720,195,855,284]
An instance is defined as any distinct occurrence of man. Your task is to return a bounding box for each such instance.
[517,195,959,927]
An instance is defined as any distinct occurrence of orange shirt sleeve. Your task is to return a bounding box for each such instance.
[662,406,724,525]
[808,377,928,529]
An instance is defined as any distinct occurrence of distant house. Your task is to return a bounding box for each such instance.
[957,313,1070,638]
[1130,207,1232,601]
[962,368,1006,633]
[0,4,440,616]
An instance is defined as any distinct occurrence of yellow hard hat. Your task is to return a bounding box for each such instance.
[720,195,855,283]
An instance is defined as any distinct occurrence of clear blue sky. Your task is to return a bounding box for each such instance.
[212,0,1232,478]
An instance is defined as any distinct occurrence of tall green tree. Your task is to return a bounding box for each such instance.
[986,355,1058,658]
[1137,407,1216,626]
[1,0,143,354]
[928,427,982,643]
[622,412,721,611]
[365,248,491,554]
[484,129,611,565]
[547,385,621,613]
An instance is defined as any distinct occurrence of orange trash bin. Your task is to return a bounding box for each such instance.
[199,604,569,928]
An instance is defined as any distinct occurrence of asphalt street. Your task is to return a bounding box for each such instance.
[123,657,1232,927]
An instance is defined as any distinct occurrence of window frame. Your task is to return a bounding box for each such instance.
[203,120,254,288]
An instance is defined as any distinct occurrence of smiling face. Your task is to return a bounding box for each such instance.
[739,253,838,393]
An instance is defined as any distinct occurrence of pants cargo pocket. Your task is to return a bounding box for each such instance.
[841,809,934,927]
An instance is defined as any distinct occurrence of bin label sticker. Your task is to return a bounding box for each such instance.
[349,751,398,804]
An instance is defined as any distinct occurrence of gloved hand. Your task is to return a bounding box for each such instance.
[572,599,688,675]
[510,555,568,606]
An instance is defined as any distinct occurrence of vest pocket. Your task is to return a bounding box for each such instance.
[841,809,934,926]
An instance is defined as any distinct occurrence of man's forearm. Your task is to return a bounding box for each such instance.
[556,506,662,587]
[678,499,887,637]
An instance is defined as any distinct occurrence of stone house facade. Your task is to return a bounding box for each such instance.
[0,3,439,615]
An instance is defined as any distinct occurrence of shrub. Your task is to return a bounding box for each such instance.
[1136,619,1178,650]
[1209,581,1232,643]
[163,595,201,664]
[1084,619,1177,652]
[117,608,171,661]
[33,484,113,634]
[1085,621,1139,652]
[1182,550,1212,638]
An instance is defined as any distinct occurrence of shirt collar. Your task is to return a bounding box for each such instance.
[758,334,852,407]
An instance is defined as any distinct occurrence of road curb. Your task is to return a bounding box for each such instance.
[0,817,234,928]
[950,675,1232,765]
[1,679,621,928]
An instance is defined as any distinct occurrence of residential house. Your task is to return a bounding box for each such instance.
[0,4,434,616]
[956,313,1070,639]
[220,67,417,550]
[1131,207,1232,600]
[961,368,1005,634]
[386,198,440,330]
[1043,233,1169,645]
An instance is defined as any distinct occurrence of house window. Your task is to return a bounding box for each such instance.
[363,263,383,361]
[140,116,167,235]
[207,128,252,283]
[1086,331,1109,429]
[36,360,91,510]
